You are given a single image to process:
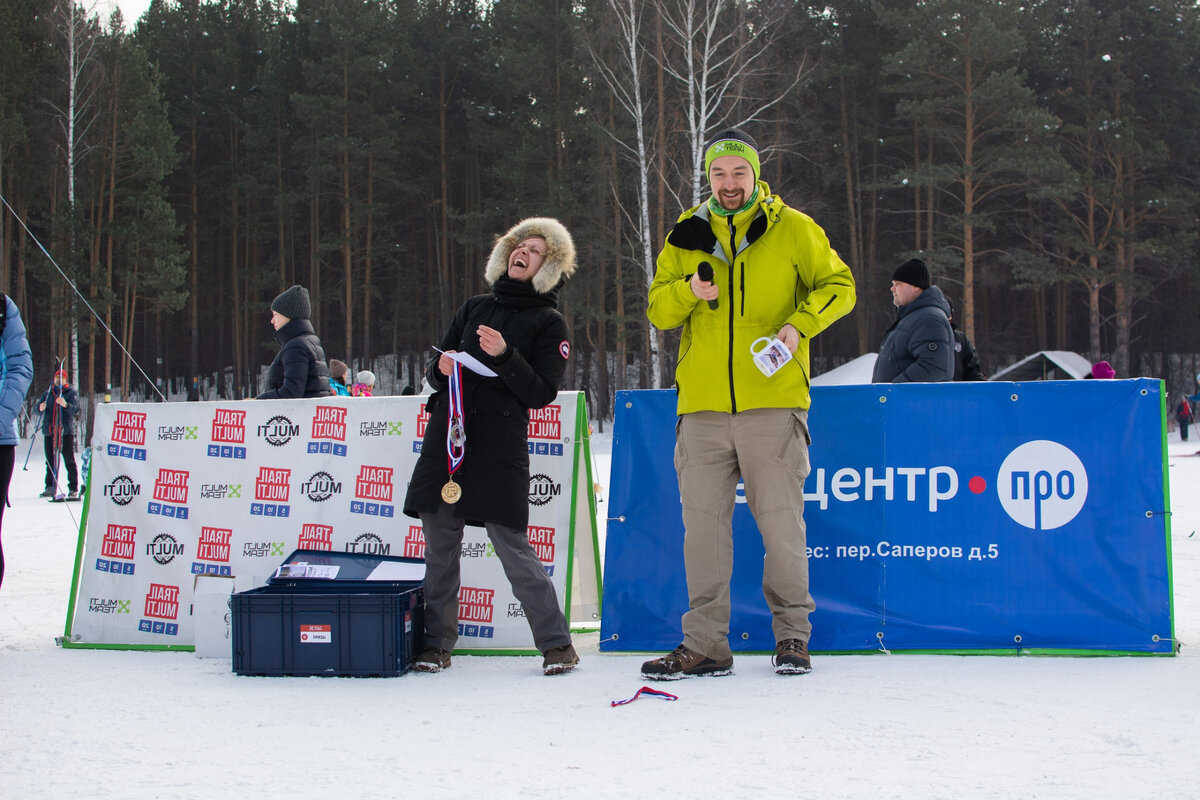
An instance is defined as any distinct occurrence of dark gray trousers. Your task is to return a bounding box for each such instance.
[419,503,571,654]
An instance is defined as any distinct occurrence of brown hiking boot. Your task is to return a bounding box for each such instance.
[412,647,452,673]
[641,644,733,681]
[773,639,811,675]
[542,644,580,675]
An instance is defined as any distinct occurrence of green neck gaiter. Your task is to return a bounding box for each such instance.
[707,186,760,218]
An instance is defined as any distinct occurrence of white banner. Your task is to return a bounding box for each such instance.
[64,392,599,653]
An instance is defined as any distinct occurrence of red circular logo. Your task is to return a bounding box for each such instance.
[559,340,571,360]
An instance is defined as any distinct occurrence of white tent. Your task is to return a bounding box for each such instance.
[812,353,877,385]
[989,350,1093,381]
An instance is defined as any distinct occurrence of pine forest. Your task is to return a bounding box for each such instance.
[2,0,1199,433]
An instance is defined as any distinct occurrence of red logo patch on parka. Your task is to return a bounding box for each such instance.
[559,340,570,360]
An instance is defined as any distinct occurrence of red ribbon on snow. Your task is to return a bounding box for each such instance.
[610,686,679,707]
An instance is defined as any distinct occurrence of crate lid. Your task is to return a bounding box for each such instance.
[267,549,425,585]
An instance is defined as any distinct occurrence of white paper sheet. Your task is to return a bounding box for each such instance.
[273,563,340,580]
[433,347,498,377]
[365,561,427,582]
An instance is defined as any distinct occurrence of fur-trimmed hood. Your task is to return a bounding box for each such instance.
[484,217,576,295]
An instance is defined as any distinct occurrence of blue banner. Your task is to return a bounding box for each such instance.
[601,380,1174,654]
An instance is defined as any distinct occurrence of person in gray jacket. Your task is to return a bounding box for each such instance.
[871,259,954,383]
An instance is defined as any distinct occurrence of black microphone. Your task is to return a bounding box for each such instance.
[697,261,718,310]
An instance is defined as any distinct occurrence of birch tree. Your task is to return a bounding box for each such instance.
[657,0,809,207]
[47,0,102,390]
[587,0,661,386]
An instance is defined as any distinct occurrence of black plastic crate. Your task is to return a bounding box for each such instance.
[232,550,425,677]
[232,586,423,677]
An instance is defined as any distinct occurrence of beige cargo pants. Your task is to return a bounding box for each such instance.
[675,407,814,661]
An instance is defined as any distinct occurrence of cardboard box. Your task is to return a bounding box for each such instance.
[192,574,235,658]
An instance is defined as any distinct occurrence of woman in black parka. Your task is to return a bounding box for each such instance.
[404,217,579,677]
[257,285,332,399]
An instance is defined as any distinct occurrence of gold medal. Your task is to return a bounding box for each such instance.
[441,478,462,504]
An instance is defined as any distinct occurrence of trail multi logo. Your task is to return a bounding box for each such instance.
[97,523,137,575]
[147,532,184,565]
[139,583,180,636]
[301,471,342,502]
[457,586,495,640]
[192,526,233,575]
[404,525,426,559]
[351,465,394,517]
[346,532,390,555]
[527,525,556,576]
[148,468,190,519]
[528,474,561,507]
[109,410,148,460]
[103,474,140,506]
[208,408,247,459]
[309,406,348,456]
[252,466,291,517]
[259,415,300,446]
[997,440,1089,530]
[528,406,565,456]
[299,524,334,551]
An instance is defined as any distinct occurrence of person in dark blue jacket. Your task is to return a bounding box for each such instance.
[0,293,34,586]
[256,285,332,399]
[871,259,954,383]
[38,369,80,500]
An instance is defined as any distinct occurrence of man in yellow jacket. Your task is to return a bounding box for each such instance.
[643,128,856,680]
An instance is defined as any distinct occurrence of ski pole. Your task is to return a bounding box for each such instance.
[21,403,45,470]
[48,360,65,497]
[50,388,64,498]
[23,371,58,472]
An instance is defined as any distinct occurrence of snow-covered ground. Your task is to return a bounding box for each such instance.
[3,426,1199,799]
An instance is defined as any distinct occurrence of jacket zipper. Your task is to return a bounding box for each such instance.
[727,216,737,414]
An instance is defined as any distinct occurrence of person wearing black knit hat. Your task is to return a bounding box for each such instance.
[871,258,954,383]
[257,285,332,399]
[644,127,857,680]
[270,284,311,321]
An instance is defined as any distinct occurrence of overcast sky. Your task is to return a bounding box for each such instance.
[99,0,152,29]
